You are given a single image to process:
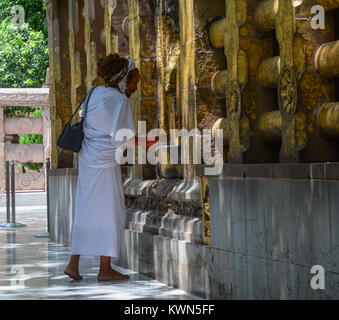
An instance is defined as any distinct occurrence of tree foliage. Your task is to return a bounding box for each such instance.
[0,19,48,89]
[0,0,47,36]
[0,0,48,172]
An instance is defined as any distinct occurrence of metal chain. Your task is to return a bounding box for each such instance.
[14,162,48,187]
[0,159,50,205]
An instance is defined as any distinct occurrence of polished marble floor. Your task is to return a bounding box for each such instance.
[0,192,202,300]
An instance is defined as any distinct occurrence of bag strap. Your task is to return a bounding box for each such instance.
[69,86,97,123]
[83,85,98,120]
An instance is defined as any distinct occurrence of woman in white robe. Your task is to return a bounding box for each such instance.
[64,54,140,281]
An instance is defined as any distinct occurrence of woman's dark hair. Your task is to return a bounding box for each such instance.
[97,53,129,91]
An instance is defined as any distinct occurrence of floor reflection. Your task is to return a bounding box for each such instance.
[0,193,203,300]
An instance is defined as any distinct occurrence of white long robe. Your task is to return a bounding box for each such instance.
[71,86,135,259]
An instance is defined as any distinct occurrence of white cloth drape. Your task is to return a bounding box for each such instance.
[71,86,135,259]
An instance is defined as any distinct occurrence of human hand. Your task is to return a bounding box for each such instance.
[146,135,158,147]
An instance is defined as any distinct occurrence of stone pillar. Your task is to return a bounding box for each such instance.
[155,0,182,179]
[128,0,157,179]
[42,70,51,191]
[276,0,300,162]
[164,0,201,203]
[45,0,62,168]
[103,0,118,56]
[43,105,51,189]
[178,0,196,178]
[83,0,97,91]
[68,0,81,114]
[68,0,81,168]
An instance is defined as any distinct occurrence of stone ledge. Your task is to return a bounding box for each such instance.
[123,177,202,218]
[126,208,203,244]
[0,88,50,106]
[119,229,339,299]
[196,163,339,180]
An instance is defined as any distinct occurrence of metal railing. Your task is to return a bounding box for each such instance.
[0,160,26,227]
[0,158,51,232]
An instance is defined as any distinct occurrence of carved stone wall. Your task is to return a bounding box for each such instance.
[208,0,339,163]
[0,88,50,192]
[46,1,339,299]
[46,0,339,247]
[46,0,339,166]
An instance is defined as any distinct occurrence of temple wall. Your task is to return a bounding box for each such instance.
[46,0,339,299]
[119,164,339,299]
[46,1,339,166]
[48,168,78,245]
[46,0,339,168]
[48,165,339,299]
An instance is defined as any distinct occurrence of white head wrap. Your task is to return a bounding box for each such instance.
[110,59,136,94]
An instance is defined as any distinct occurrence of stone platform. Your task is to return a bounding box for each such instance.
[48,164,339,299]
[0,192,203,300]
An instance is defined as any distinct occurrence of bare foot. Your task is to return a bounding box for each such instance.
[97,268,130,281]
[64,267,83,281]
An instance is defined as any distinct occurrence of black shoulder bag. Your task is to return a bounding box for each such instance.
[57,86,97,153]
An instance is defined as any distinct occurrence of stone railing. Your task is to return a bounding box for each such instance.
[0,88,50,192]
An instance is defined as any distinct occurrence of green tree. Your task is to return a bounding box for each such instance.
[0,1,48,171]
[0,19,48,89]
[0,0,47,37]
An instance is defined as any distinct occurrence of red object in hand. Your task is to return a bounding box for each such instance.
[146,137,158,147]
